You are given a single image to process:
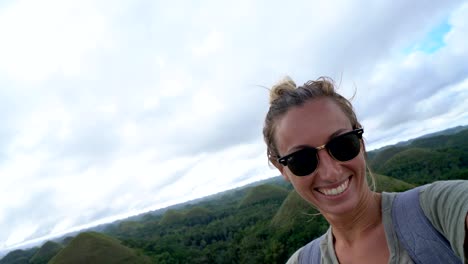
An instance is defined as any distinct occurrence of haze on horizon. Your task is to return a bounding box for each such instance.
[1,0,468,253]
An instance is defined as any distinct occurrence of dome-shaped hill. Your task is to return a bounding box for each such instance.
[183,207,213,226]
[0,248,38,264]
[60,236,74,246]
[29,241,63,264]
[238,184,289,208]
[373,173,414,192]
[368,146,403,171]
[48,232,151,264]
[379,148,456,182]
[271,190,317,228]
[159,209,185,226]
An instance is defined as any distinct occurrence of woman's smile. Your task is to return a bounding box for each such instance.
[316,175,352,197]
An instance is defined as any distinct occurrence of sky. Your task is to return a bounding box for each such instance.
[0,0,468,254]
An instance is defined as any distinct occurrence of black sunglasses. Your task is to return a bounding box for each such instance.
[277,128,364,176]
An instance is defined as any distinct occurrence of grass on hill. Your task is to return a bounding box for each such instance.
[238,184,289,208]
[373,173,414,192]
[48,232,151,264]
[29,241,63,264]
[270,190,319,228]
[159,209,185,226]
[0,248,38,264]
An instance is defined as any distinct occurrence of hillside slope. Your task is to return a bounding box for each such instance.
[238,184,289,208]
[0,248,38,264]
[48,232,150,264]
[368,128,468,183]
[29,241,63,264]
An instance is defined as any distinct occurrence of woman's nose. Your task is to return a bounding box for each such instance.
[316,148,342,182]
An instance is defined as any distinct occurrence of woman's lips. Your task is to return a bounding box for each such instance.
[315,176,352,196]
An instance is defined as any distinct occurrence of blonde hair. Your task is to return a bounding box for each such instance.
[269,76,297,104]
[264,76,362,162]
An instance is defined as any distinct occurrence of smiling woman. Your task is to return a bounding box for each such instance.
[263,76,468,263]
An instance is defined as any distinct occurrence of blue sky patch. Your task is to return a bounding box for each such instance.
[404,19,451,54]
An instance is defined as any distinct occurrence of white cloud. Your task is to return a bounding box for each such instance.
[192,31,226,58]
[445,2,468,54]
[0,0,110,82]
[5,224,39,247]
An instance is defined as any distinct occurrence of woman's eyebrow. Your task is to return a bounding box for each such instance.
[329,128,349,140]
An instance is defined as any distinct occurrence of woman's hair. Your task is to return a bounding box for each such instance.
[263,76,362,163]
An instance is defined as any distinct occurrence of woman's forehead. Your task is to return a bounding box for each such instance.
[275,98,352,153]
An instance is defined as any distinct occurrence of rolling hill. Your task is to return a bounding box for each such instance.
[29,241,63,264]
[368,127,468,183]
[48,232,150,264]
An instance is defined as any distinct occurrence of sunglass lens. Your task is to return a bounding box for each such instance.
[328,133,361,161]
[287,148,318,176]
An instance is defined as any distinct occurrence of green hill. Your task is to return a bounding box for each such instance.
[0,248,38,264]
[368,146,404,171]
[48,232,151,264]
[238,184,289,208]
[268,189,328,260]
[29,241,63,264]
[183,207,214,226]
[159,209,185,226]
[60,236,74,246]
[379,148,458,183]
[271,190,318,228]
[368,127,468,184]
[373,173,414,192]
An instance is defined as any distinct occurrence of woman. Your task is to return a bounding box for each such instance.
[263,76,468,263]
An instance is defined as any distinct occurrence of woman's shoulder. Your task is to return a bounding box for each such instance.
[418,180,468,260]
[285,230,331,264]
[382,180,468,204]
[419,180,468,195]
[418,180,468,210]
[285,248,302,264]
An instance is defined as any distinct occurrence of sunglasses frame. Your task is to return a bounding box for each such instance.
[277,128,364,176]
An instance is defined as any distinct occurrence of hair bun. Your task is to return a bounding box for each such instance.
[269,76,296,104]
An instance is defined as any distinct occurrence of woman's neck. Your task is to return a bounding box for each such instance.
[324,191,382,245]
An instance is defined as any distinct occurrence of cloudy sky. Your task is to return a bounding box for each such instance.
[1,0,468,253]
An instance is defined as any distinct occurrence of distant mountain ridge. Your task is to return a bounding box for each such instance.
[371,125,468,151]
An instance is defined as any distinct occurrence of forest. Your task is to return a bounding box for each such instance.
[1,126,467,264]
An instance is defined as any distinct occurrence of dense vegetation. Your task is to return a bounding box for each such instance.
[367,127,468,184]
[0,126,466,263]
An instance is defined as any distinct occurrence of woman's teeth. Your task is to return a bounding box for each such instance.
[318,178,349,196]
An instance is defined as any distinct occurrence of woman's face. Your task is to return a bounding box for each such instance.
[274,98,368,216]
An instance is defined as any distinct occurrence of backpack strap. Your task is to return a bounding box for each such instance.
[392,186,462,264]
[298,234,324,264]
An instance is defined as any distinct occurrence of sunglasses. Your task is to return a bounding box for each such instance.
[277,128,364,176]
